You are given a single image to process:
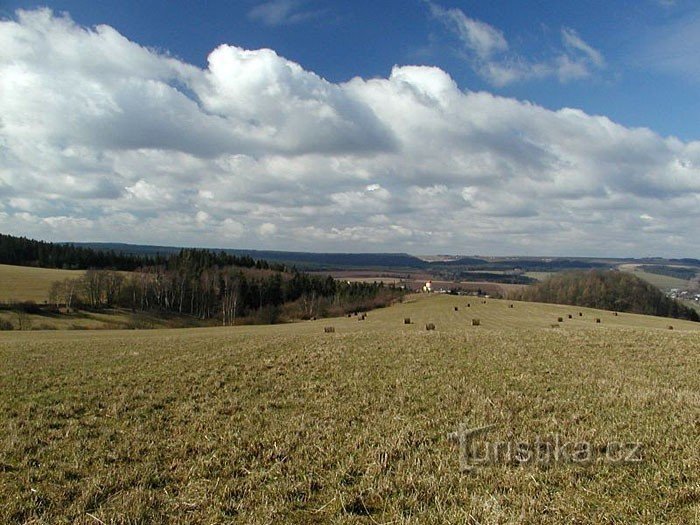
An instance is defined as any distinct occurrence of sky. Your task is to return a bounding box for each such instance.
[1,1,700,257]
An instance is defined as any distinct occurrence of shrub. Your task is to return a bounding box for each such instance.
[472,319,480,326]
[0,319,13,331]
[425,323,435,331]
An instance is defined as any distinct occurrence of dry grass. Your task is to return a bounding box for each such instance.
[0,264,84,303]
[618,264,691,291]
[1,294,699,523]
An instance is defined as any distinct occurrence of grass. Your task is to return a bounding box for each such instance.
[523,271,556,282]
[1,294,699,523]
[618,264,690,291]
[0,308,210,331]
[0,264,84,303]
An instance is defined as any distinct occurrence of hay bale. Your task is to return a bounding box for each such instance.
[472,318,480,326]
[454,306,459,312]
[467,303,471,307]
[668,325,674,330]
[425,323,436,331]
[324,326,335,333]
[595,318,601,324]
[557,317,564,323]
[404,318,411,325]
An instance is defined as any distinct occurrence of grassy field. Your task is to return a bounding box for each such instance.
[618,264,691,291]
[1,294,699,523]
[0,264,84,303]
[523,271,555,282]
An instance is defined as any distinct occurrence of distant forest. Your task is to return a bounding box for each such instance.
[1,234,403,324]
[641,265,698,281]
[513,270,699,322]
[0,233,280,272]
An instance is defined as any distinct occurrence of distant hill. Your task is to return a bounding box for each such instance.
[70,242,429,270]
[513,270,699,321]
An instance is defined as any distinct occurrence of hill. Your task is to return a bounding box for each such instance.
[0,264,84,303]
[513,270,699,321]
[70,242,430,270]
[1,294,699,523]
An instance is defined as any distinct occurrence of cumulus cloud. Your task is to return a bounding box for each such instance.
[427,2,605,86]
[0,9,699,256]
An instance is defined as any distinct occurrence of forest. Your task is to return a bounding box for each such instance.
[513,270,699,321]
[2,234,403,324]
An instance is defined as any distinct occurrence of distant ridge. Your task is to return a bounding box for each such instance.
[68,242,430,270]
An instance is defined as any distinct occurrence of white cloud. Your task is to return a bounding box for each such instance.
[248,0,320,27]
[562,27,605,68]
[0,9,699,256]
[427,3,508,59]
[427,2,605,87]
[258,222,278,236]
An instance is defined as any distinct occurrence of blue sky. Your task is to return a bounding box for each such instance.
[2,1,700,256]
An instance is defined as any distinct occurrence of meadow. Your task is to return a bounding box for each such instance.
[0,264,84,303]
[617,264,691,291]
[1,294,699,523]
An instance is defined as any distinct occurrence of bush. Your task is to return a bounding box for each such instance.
[0,319,13,331]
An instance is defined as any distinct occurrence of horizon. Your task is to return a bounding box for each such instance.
[35,236,700,261]
[2,2,700,256]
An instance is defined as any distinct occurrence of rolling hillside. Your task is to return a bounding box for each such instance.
[0,264,84,303]
[1,294,699,523]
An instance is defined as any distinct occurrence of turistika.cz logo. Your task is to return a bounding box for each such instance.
[448,423,643,472]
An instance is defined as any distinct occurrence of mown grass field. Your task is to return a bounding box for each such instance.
[618,264,691,291]
[0,264,85,303]
[1,294,699,523]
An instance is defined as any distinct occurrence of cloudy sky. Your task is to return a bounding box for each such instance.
[1,1,700,256]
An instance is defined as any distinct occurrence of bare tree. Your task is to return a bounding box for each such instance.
[15,310,31,331]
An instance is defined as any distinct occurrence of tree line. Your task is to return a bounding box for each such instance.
[512,270,699,321]
[0,234,286,272]
[50,266,399,325]
[44,248,402,324]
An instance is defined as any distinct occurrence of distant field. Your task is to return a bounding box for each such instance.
[0,264,84,303]
[524,271,556,282]
[2,294,699,523]
[618,264,690,291]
